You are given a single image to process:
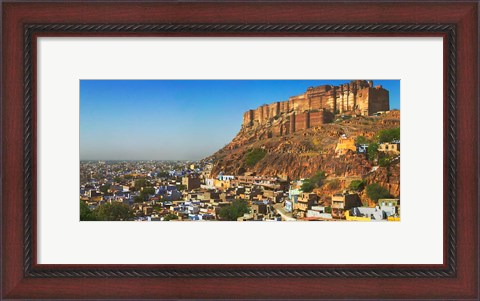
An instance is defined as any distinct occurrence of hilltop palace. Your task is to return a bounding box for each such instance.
[242,80,390,136]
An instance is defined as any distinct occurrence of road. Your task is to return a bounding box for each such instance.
[273,203,296,221]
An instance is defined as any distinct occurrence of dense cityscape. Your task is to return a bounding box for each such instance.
[80,124,400,222]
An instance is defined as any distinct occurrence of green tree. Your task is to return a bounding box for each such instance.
[95,202,132,221]
[310,171,326,187]
[134,179,150,190]
[80,201,97,221]
[301,171,326,192]
[378,127,400,143]
[349,180,365,191]
[133,196,144,203]
[367,142,379,161]
[99,184,111,194]
[245,148,267,166]
[157,171,169,178]
[379,156,391,167]
[152,204,163,211]
[163,213,178,221]
[140,187,156,198]
[356,136,369,145]
[301,180,315,192]
[366,183,391,203]
[218,200,250,221]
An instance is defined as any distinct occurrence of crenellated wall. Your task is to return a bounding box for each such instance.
[257,110,334,139]
[242,80,389,130]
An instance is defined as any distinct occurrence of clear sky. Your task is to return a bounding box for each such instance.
[80,80,400,160]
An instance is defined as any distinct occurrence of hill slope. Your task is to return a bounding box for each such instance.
[205,110,400,197]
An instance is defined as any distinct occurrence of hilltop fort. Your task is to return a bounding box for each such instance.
[206,79,399,180]
[242,80,389,137]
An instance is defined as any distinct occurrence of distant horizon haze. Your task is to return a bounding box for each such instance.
[80,80,400,161]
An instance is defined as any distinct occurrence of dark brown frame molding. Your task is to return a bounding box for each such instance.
[2,1,478,300]
[23,23,458,278]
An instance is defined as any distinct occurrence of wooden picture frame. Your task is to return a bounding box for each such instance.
[2,1,478,299]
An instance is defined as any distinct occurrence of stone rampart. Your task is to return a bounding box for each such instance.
[242,80,390,135]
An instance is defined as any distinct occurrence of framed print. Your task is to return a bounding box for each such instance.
[1,1,478,300]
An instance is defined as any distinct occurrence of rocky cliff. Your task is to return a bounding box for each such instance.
[204,79,399,200]
[205,109,400,198]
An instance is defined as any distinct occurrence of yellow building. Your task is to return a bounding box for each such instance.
[90,195,103,202]
[378,142,400,155]
[214,179,231,189]
[331,192,362,219]
[345,210,371,221]
[294,192,318,212]
[335,135,357,156]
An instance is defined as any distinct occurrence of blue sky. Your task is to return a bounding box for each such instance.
[80,80,400,160]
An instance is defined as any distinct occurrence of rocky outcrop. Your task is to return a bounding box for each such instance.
[206,110,400,182]
[204,81,399,200]
[364,160,400,197]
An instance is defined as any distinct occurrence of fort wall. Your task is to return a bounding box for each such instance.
[242,80,390,136]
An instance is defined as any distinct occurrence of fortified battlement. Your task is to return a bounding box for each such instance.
[242,80,390,132]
